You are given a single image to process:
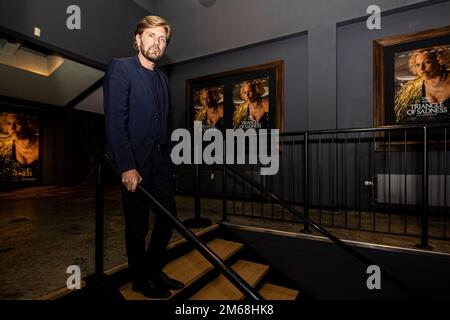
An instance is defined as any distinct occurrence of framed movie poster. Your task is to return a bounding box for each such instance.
[0,111,41,185]
[374,25,450,127]
[232,77,270,130]
[193,85,225,131]
[186,61,283,132]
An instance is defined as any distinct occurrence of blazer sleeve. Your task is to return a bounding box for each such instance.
[103,59,136,174]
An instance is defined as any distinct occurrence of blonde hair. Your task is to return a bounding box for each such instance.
[408,47,449,75]
[133,15,172,50]
[239,80,266,100]
[199,88,221,107]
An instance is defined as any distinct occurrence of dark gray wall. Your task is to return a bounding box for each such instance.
[329,1,450,210]
[0,0,150,66]
[170,1,450,206]
[159,0,449,131]
[337,0,450,129]
[229,226,450,299]
[308,23,336,130]
[167,33,308,132]
[156,0,432,64]
[166,1,450,133]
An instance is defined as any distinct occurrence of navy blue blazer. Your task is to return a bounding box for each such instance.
[103,55,171,175]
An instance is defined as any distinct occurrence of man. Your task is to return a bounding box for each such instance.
[103,15,184,299]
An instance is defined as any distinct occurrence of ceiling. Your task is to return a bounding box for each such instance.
[74,87,104,114]
[0,35,104,111]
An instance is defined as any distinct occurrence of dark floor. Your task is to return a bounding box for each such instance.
[1,184,449,300]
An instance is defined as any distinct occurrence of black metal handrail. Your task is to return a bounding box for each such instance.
[280,122,450,136]
[282,123,450,247]
[223,163,424,299]
[95,155,263,300]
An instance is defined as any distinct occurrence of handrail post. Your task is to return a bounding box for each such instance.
[417,126,432,250]
[302,132,311,233]
[225,163,422,299]
[195,163,201,217]
[184,163,211,228]
[222,136,228,222]
[95,157,104,275]
[101,155,261,300]
[222,164,228,222]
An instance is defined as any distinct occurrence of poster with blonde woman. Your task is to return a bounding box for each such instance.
[232,78,270,129]
[394,46,450,123]
[0,112,40,183]
[193,86,224,130]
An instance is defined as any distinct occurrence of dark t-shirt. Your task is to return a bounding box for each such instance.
[143,68,169,145]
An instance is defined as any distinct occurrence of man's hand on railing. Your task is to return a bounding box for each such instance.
[121,169,143,192]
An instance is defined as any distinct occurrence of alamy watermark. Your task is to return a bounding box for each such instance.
[366,265,381,290]
[171,121,280,175]
[66,5,81,30]
[66,265,81,289]
[366,5,381,30]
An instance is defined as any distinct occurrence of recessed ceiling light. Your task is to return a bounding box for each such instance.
[0,39,64,76]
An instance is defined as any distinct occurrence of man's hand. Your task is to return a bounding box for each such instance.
[121,169,142,192]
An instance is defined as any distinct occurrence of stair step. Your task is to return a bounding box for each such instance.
[120,238,244,300]
[104,224,220,277]
[190,260,270,300]
[259,283,298,300]
[167,224,220,250]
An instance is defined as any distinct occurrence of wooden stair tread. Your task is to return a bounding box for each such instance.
[104,224,220,277]
[259,283,298,300]
[167,224,220,250]
[120,238,243,300]
[190,260,270,300]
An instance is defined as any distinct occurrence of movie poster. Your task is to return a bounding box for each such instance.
[187,61,282,132]
[0,112,40,184]
[193,85,224,131]
[232,77,270,129]
[394,45,450,124]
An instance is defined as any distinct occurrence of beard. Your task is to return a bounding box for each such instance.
[140,45,162,63]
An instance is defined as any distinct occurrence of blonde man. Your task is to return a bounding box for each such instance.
[104,16,184,299]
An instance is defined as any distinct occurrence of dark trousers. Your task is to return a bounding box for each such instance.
[121,146,176,284]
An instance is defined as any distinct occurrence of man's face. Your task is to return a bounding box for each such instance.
[415,52,440,78]
[136,26,167,63]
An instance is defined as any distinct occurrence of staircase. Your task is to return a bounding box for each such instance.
[118,224,299,300]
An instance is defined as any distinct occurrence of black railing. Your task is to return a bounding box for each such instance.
[95,160,104,275]
[217,123,450,246]
[223,163,423,299]
[94,155,263,300]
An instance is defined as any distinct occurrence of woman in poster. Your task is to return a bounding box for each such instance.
[0,113,39,181]
[194,87,224,130]
[233,80,269,129]
[394,47,450,123]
